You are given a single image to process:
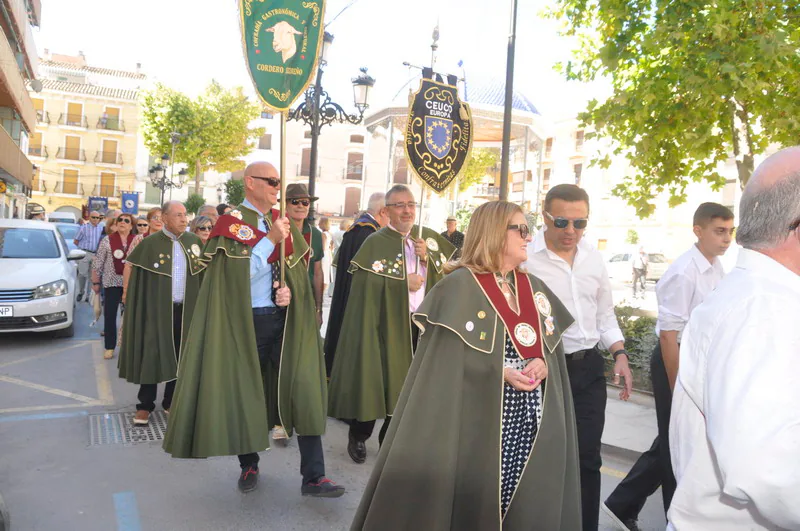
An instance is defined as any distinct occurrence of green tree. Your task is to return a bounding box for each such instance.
[458,148,499,192]
[184,193,205,215]
[454,207,474,232]
[224,179,245,207]
[552,1,800,217]
[626,229,640,245]
[141,81,265,194]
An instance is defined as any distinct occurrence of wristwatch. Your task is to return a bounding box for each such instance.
[612,349,628,361]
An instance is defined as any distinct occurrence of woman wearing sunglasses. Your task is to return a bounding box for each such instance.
[92,213,137,359]
[136,216,149,234]
[190,215,214,245]
[352,201,580,530]
[144,207,163,237]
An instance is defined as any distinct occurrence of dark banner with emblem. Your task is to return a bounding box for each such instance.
[239,0,326,112]
[405,68,473,194]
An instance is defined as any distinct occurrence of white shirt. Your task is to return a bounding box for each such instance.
[656,244,725,341]
[162,228,187,303]
[668,249,800,530]
[524,228,623,354]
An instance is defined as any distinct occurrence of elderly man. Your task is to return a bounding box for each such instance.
[197,204,218,225]
[324,192,388,375]
[328,184,455,464]
[119,201,205,426]
[669,147,800,530]
[73,210,104,301]
[163,161,344,498]
[440,215,465,259]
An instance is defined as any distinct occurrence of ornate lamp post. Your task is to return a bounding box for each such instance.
[148,151,188,205]
[287,31,375,221]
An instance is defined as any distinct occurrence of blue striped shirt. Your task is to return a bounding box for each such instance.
[74,223,104,252]
[243,199,276,308]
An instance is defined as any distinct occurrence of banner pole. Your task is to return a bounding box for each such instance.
[280,111,287,287]
[415,179,425,273]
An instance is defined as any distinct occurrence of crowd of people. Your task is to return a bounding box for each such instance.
[61,146,800,530]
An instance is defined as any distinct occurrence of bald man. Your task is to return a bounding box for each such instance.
[669,147,800,529]
[164,162,344,497]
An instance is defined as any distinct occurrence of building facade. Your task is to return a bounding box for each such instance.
[0,0,40,218]
[28,53,146,220]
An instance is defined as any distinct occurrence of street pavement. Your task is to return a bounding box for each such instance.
[0,296,666,531]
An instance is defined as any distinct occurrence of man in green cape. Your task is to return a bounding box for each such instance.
[119,201,205,426]
[328,184,455,464]
[162,161,344,498]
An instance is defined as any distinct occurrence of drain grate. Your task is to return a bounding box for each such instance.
[89,411,168,446]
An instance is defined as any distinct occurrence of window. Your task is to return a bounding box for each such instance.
[343,187,361,216]
[258,134,272,150]
[542,168,551,192]
[545,138,553,158]
[349,134,364,144]
[260,111,273,119]
[346,152,364,180]
[394,157,409,184]
[62,169,79,195]
[574,164,583,185]
[29,132,43,157]
[101,139,119,164]
[63,135,81,161]
[300,148,311,176]
[597,239,607,251]
[304,130,312,139]
[0,228,60,259]
[32,167,41,190]
[100,106,122,130]
[575,130,585,151]
[65,102,84,127]
[144,182,161,205]
[99,172,115,197]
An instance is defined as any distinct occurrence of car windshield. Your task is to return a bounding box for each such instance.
[56,224,80,240]
[0,228,61,258]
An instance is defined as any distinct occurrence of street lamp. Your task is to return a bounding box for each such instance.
[287,31,375,221]
[149,153,187,205]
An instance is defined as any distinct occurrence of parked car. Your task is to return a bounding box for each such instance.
[46,212,78,224]
[0,219,85,337]
[54,222,80,252]
[606,252,669,282]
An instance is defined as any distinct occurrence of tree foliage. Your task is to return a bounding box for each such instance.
[224,179,245,207]
[458,148,499,192]
[184,193,205,215]
[552,1,800,217]
[626,229,639,245]
[140,81,265,180]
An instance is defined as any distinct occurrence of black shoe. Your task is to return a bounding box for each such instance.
[238,466,259,493]
[302,477,345,498]
[347,434,366,464]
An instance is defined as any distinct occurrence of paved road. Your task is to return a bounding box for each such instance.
[0,302,666,530]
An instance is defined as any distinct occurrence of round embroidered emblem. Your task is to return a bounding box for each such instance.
[425,237,439,252]
[191,244,201,257]
[514,323,537,347]
[112,249,124,259]
[237,226,254,241]
[372,260,384,273]
[534,292,552,316]
[465,321,475,332]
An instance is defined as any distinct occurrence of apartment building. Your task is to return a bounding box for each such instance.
[0,0,40,218]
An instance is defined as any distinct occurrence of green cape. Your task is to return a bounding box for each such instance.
[118,231,204,384]
[352,268,581,530]
[162,205,326,458]
[328,226,455,421]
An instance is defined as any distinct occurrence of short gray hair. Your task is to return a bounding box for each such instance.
[385,184,413,205]
[366,192,385,214]
[198,204,216,216]
[161,200,183,215]
[737,171,800,250]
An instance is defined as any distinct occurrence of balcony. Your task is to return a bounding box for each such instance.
[473,184,500,197]
[0,126,32,188]
[31,179,47,193]
[56,147,86,162]
[94,151,123,165]
[54,182,86,196]
[58,113,89,129]
[96,118,125,132]
[92,184,118,197]
[36,110,50,125]
[27,145,47,159]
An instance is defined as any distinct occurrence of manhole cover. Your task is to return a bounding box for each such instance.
[89,411,168,446]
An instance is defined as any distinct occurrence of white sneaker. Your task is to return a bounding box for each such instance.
[272,425,289,442]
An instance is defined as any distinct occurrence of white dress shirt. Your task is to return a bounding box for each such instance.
[668,249,800,530]
[523,228,623,353]
[162,228,187,303]
[656,244,725,341]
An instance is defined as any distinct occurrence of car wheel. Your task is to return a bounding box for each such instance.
[52,322,75,339]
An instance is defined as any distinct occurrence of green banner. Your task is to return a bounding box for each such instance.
[239,0,326,112]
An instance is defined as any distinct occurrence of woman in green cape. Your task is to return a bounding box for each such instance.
[352,201,581,530]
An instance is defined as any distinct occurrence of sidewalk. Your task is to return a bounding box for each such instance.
[603,386,657,459]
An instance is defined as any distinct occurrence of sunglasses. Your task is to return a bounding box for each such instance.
[507,224,530,239]
[289,199,310,207]
[136,223,149,228]
[117,218,132,224]
[150,216,162,222]
[251,176,281,188]
[90,216,101,220]
[196,226,212,231]
[545,211,588,230]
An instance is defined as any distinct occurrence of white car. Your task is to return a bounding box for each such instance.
[0,219,85,337]
[606,252,670,282]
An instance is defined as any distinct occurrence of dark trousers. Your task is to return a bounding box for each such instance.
[632,268,647,296]
[347,320,419,446]
[103,286,123,350]
[137,303,182,412]
[237,308,325,485]
[566,348,607,531]
[604,343,676,520]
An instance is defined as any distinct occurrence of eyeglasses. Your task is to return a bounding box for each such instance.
[196,226,212,232]
[289,199,310,207]
[90,216,100,220]
[545,211,588,230]
[386,202,419,210]
[117,218,132,224]
[507,224,530,239]
[150,216,162,222]
[790,218,800,232]
[250,176,281,188]
[136,223,149,228]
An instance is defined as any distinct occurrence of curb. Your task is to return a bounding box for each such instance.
[602,442,643,463]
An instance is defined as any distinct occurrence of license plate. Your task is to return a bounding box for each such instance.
[0,306,12,317]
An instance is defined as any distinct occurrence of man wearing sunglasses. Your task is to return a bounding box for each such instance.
[163,161,345,498]
[285,183,325,327]
[73,210,104,301]
[524,184,632,531]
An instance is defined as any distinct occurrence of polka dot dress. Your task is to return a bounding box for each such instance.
[500,335,543,517]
